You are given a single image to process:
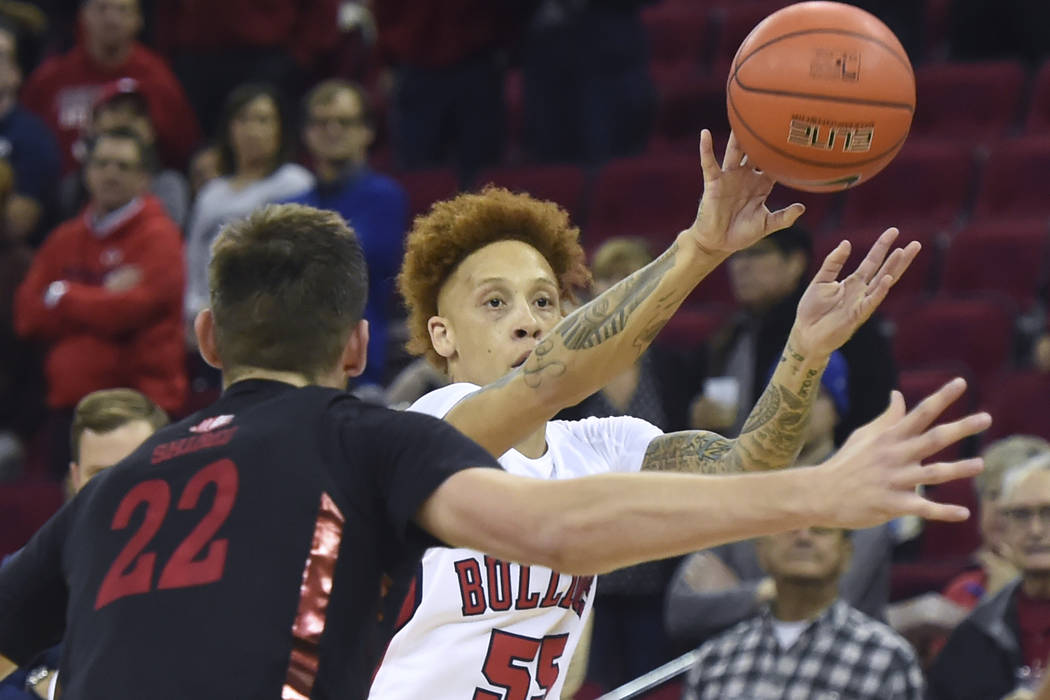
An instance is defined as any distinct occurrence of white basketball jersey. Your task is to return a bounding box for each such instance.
[369,383,662,700]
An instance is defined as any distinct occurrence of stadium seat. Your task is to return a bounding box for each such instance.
[396,169,460,221]
[940,221,1050,308]
[891,297,1015,383]
[910,61,1026,143]
[0,480,65,558]
[643,5,712,75]
[897,365,978,461]
[838,140,975,233]
[972,137,1050,223]
[655,304,731,350]
[1026,60,1050,134]
[475,164,588,223]
[649,72,731,154]
[766,186,840,235]
[980,370,1050,442]
[711,0,797,69]
[588,154,703,251]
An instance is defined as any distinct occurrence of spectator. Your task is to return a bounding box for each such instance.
[0,19,59,244]
[182,83,313,337]
[944,436,1050,609]
[59,78,189,226]
[374,0,530,180]
[154,0,339,136]
[286,79,407,388]
[21,0,200,174]
[522,0,655,163]
[929,453,1050,700]
[0,157,44,481]
[689,225,896,444]
[187,142,220,200]
[13,128,186,477]
[0,386,167,700]
[682,526,923,700]
[666,353,894,647]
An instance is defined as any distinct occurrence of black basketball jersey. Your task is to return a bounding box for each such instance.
[0,379,499,699]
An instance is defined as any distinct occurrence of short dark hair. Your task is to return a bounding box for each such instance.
[88,126,149,170]
[216,82,291,176]
[70,388,168,462]
[765,225,813,261]
[302,79,374,129]
[208,203,368,381]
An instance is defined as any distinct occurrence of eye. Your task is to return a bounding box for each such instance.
[486,297,504,309]
[535,296,552,308]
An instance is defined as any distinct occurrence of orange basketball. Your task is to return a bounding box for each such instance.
[726,1,915,192]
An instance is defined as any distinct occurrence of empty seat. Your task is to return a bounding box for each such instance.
[643,5,712,74]
[650,72,731,154]
[910,61,1026,143]
[838,140,974,233]
[656,304,731,350]
[980,370,1050,442]
[396,169,460,221]
[711,0,797,69]
[891,297,1015,383]
[972,137,1050,223]
[940,221,1049,308]
[475,164,588,223]
[814,225,941,305]
[1026,60,1050,134]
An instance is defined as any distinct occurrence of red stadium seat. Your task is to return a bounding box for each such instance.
[980,370,1050,442]
[940,221,1050,308]
[396,169,460,222]
[655,304,730,350]
[1026,61,1050,134]
[766,186,840,235]
[711,1,797,69]
[910,61,1026,143]
[891,297,1015,383]
[588,154,702,251]
[897,365,978,461]
[643,5,712,75]
[972,137,1050,223]
[838,140,975,233]
[649,72,731,154]
[475,165,588,223]
[0,480,65,557]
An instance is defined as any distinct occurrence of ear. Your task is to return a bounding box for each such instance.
[194,309,223,369]
[837,535,854,576]
[340,319,369,378]
[427,315,456,361]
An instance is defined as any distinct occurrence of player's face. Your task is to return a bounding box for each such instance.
[758,526,850,585]
[1001,470,1050,574]
[433,240,562,386]
[71,419,155,492]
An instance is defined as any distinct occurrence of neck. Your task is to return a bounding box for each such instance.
[316,157,361,184]
[514,424,548,459]
[771,577,838,622]
[87,38,132,68]
[1023,572,1050,599]
[797,437,834,467]
[223,367,344,391]
[234,158,274,183]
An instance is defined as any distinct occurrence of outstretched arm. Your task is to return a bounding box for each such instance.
[446,130,806,456]
[419,378,990,575]
[642,228,920,474]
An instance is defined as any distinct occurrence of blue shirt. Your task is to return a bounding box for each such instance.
[286,167,408,386]
[0,106,60,203]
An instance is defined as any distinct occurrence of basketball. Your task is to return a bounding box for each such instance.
[726,1,916,192]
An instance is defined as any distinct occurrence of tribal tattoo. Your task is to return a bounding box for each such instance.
[642,430,743,474]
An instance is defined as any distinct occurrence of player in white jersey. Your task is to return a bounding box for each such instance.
[369,132,951,699]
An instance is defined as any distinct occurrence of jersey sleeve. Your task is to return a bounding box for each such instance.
[361,408,501,542]
[0,500,75,665]
[406,382,482,419]
[567,415,663,473]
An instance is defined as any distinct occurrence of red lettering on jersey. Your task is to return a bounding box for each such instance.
[484,557,513,612]
[558,576,580,611]
[454,558,486,616]
[150,427,238,464]
[515,565,540,610]
[538,569,563,608]
[570,576,594,617]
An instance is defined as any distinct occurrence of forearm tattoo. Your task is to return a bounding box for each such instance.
[642,344,821,475]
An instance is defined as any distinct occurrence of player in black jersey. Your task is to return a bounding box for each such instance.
[0,201,988,700]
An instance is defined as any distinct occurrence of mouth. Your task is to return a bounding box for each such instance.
[511,350,532,369]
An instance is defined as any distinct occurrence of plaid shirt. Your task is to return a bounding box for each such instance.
[682,599,924,700]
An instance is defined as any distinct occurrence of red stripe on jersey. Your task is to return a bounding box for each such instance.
[282,492,345,700]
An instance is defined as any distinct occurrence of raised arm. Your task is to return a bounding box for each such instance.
[642,228,920,474]
[418,378,990,575]
[447,130,806,456]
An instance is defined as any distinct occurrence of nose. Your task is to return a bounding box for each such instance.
[511,303,543,340]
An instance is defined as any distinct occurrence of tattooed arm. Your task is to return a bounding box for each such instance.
[642,333,827,474]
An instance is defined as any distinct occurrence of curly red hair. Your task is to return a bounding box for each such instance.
[398,186,591,370]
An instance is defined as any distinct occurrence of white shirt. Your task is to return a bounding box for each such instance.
[369,383,662,700]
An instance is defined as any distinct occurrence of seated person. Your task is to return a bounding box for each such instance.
[682,525,923,700]
[928,453,1050,700]
[666,352,894,646]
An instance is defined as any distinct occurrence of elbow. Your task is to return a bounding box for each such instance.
[516,514,606,576]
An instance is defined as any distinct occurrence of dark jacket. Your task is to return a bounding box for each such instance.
[926,579,1025,700]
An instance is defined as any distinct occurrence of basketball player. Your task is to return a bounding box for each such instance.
[0,200,983,697]
[370,130,956,699]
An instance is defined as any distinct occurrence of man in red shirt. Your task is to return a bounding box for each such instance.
[21,0,199,174]
[14,127,186,476]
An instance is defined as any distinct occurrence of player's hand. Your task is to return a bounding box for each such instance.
[685,129,805,257]
[813,378,991,528]
[790,227,920,357]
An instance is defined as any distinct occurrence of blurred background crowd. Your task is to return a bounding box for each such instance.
[1,0,1050,698]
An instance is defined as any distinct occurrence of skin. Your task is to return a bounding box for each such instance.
[70,419,156,492]
[81,0,141,68]
[229,95,281,186]
[303,89,373,182]
[727,241,808,311]
[1001,469,1050,599]
[756,527,852,622]
[83,136,148,215]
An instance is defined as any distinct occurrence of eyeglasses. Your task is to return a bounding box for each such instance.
[1001,505,1050,528]
[308,115,366,130]
[87,157,141,172]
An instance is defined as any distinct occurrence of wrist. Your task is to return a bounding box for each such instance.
[43,280,68,309]
[786,327,831,368]
[678,229,730,268]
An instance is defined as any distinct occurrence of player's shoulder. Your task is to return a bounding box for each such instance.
[554,414,662,442]
[407,382,481,419]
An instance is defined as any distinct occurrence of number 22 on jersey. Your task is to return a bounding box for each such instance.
[95,458,239,610]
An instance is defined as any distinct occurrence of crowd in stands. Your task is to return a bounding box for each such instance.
[1,0,1050,698]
